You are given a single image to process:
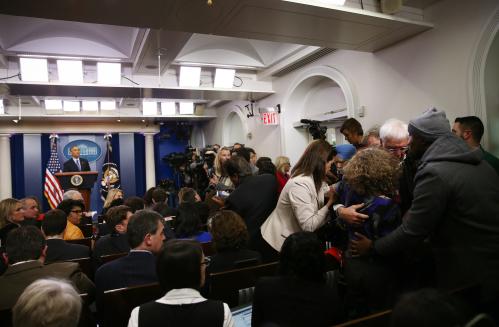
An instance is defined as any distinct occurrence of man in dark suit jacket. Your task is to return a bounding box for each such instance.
[42,209,90,263]
[0,226,95,310]
[63,145,91,172]
[92,205,132,268]
[222,156,278,251]
[95,210,165,296]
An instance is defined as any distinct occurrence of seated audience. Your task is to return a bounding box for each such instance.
[143,187,157,209]
[151,188,168,205]
[256,157,276,176]
[274,156,290,193]
[42,209,90,263]
[13,278,82,327]
[101,188,124,215]
[208,210,261,273]
[92,205,132,267]
[124,196,146,213]
[0,198,24,246]
[57,199,85,240]
[178,187,201,204]
[20,196,42,228]
[252,232,342,327]
[95,210,165,294]
[62,189,84,201]
[362,125,381,147]
[175,203,212,243]
[0,226,95,310]
[128,240,234,327]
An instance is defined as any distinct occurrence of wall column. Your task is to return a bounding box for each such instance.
[0,134,12,199]
[144,133,156,190]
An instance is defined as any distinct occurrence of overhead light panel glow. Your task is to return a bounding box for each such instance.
[0,99,4,115]
[161,102,176,116]
[45,99,63,110]
[82,100,99,112]
[57,60,83,84]
[20,58,49,82]
[97,62,121,85]
[142,101,158,116]
[179,66,201,87]
[63,100,80,112]
[318,0,346,5]
[179,102,194,115]
[214,69,235,88]
[100,100,116,110]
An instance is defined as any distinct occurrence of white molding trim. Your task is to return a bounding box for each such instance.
[468,6,499,147]
[221,106,248,146]
[279,65,358,154]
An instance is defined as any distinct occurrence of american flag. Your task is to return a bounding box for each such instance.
[44,135,64,209]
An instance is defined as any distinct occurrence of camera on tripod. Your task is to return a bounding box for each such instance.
[300,119,327,140]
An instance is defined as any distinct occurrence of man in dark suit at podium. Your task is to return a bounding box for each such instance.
[63,146,90,172]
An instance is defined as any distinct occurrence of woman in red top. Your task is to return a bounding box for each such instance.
[274,156,291,194]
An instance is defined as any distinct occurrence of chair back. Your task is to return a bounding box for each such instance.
[200,241,215,256]
[208,261,279,307]
[100,252,128,265]
[67,237,93,248]
[101,283,163,327]
[332,310,392,327]
[66,257,94,280]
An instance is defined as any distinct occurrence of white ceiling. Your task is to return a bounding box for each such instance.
[0,0,438,122]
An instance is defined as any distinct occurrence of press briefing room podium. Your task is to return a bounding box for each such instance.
[55,171,98,210]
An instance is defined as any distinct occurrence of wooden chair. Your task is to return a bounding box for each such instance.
[101,283,163,327]
[66,257,94,281]
[67,237,93,249]
[100,252,128,265]
[208,261,279,307]
[200,241,215,256]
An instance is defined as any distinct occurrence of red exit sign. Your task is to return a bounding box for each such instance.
[262,112,279,125]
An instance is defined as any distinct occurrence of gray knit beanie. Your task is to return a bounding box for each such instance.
[408,108,450,141]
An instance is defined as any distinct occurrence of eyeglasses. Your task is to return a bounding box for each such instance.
[386,146,408,153]
[201,257,211,267]
[71,210,83,214]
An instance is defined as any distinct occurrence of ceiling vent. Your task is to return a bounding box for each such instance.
[272,48,336,77]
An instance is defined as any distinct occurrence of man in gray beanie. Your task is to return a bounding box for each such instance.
[351,108,499,319]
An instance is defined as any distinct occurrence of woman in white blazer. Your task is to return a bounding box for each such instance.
[261,139,335,252]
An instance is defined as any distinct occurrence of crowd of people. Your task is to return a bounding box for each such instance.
[0,109,498,326]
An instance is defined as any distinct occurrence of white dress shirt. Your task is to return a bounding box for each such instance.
[128,288,234,327]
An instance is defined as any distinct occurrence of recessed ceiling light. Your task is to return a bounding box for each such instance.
[141,119,146,123]
[179,102,194,115]
[45,99,63,110]
[100,100,116,110]
[142,101,158,116]
[161,102,176,116]
[179,66,201,87]
[20,58,49,82]
[117,119,121,122]
[57,60,83,84]
[63,100,80,112]
[97,62,121,85]
[214,68,235,88]
[82,100,99,112]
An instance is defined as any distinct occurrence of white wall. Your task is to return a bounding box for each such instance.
[206,0,499,163]
[485,30,499,156]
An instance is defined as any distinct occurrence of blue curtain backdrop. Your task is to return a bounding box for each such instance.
[10,134,25,200]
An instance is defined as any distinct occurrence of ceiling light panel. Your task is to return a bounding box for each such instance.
[57,60,83,84]
[63,100,80,112]
[100,100,116,110]
[82,100,99,112]
[179,102,194,115]
[0,99,4,115]
[45,99,63,110]
[161,102,176,116]
[20,58,49,82]
[214,69,235,88]
[179,66,201,87]
[97,62,121,85]
[142,101,158,116]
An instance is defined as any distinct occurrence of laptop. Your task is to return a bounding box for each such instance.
[232,304,253,327]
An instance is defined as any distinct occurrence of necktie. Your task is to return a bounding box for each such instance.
[76,159,81,171]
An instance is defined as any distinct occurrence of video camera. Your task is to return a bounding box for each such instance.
[300,119,327,140]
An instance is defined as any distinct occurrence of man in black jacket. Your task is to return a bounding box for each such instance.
[63,146,90,172]
[352,108,499,317]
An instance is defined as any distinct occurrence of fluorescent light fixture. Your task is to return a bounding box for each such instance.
[142,101,158,116]
[318,0,346,5]
[161,102,176,116]
[63,100,80,112]
[57,60,83,84]
[179,66,201,87]
[179,102,194,115]
[97,62,121,85]
[0,99,4,115]
[45,99,63,110]
[82,100,99,112]
[19,58,49,82]
[100,100,116,110]
[214,68,235,88]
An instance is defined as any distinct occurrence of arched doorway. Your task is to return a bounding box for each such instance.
[223,109,247,146]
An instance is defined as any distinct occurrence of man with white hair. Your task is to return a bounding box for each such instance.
[63,190,83,201]
[379,118,410,161]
